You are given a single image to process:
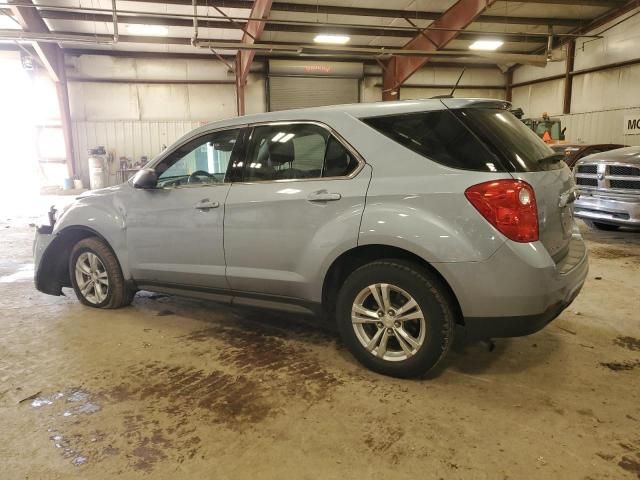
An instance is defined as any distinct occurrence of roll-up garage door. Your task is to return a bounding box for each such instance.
[269,76,359,111]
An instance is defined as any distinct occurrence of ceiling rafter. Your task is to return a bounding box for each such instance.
[85,0,600,27]
[23,9,549,46]
[383,0,498,100]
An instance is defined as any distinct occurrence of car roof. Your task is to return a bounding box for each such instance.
[185,97,510,136]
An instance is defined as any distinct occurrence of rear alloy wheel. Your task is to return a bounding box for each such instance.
[337,260,455,378]
[69,237,135,309]
[351,284,426,362]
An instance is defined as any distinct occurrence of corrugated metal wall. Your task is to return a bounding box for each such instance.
[72,120,202,186]
[558,107,640,145]
[400,87,505,100]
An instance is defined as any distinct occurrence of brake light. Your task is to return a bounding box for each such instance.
[465,180,539,242]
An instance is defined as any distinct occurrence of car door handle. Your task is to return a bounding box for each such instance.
[195,199,219,210]
[307,191,342,202]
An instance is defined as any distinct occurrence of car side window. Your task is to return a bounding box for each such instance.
[155,129,240,188]
[241,123,359,182]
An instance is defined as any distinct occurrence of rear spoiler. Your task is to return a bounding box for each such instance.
[439,98,511,111]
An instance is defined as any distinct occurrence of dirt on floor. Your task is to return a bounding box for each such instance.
[1,196,639,479]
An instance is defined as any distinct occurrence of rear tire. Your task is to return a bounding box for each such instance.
[336,259,455,378]
[69,237,135,309]
[588,221,619,231]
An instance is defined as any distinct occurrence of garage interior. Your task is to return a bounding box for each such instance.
[1,0,639,478]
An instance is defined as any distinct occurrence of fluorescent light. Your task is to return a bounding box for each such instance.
[126,24,169,36]
[469,40,503,51]
[314,34,350,45]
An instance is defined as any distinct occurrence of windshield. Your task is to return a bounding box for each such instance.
[455,108,564,172]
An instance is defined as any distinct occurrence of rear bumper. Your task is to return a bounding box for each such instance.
[463,285,583,338]
[434,227,588,337]
[574,194,640,227]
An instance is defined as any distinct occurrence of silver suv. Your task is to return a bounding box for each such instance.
[574,146,640,230]
[33,99,588,378]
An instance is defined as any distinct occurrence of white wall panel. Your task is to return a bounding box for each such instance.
[69,82,140,120]
[361,77,381,103]
[558,107,640,144]
[511,78,565,117]
[574,7,640,71]
[400,88,505,100]
[571,63,640,113]
[72,120,202,186]
[405,67,505,86]
[513,55,566,84]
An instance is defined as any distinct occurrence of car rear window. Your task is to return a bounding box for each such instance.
[452,108,564,171]
[363,109,505,172]
[363,107,564,172]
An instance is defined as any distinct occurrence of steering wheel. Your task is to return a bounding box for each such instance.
[187,170,211,184]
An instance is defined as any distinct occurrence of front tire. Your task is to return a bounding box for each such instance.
[69,237,134,309]
[336,260,455,378]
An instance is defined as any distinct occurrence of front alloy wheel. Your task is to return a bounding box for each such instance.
[69,237,135,309]
[74,252,109,304]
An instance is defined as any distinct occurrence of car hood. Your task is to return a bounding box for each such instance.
[76,183,128,199]
[578,146,640,165]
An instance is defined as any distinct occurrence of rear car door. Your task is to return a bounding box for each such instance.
[126,128,241,289]
[224,122,371,300]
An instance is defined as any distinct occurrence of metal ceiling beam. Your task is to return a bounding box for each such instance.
[382,0,498,101]
[7,0,75,178]
[8,0,62,81]
[31,9,549,45]
[235,0,272,115]
[80,0,593,27]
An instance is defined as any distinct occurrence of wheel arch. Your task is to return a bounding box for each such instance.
[36,225,124,296]
[321,244,464,326]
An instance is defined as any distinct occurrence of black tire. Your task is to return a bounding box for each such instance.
[589,221,619,231]
[336,259,455,378]
[69,237,135,309]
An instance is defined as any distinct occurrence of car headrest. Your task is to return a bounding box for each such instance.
[268,139,295,165]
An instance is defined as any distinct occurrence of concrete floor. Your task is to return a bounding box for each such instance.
[1,196,639,479]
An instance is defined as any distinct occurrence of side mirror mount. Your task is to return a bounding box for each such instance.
[132,168,158,189]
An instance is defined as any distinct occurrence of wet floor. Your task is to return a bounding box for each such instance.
[1,196,640,479]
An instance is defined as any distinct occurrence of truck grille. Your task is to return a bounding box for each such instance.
[609,165,640,176]
[574,162,640,192]
[610,179,640,189]
[576,164,597,174]
[576,177,597,187]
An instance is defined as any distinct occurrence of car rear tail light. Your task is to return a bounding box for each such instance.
[465,180,539,243]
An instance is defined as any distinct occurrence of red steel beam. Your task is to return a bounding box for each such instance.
[235,0,272,115]
[382,0,498,101]
[9,0,75,177]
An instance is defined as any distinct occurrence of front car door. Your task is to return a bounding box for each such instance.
[224,121,372,302]
[126,127,242,289]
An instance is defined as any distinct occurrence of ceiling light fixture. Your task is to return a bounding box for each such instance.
[313,34,350,45]
[469,39,504,51]
[126,24,169,36]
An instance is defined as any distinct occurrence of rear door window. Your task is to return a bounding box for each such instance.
[363,109,504,172]
[241,123,360,181]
